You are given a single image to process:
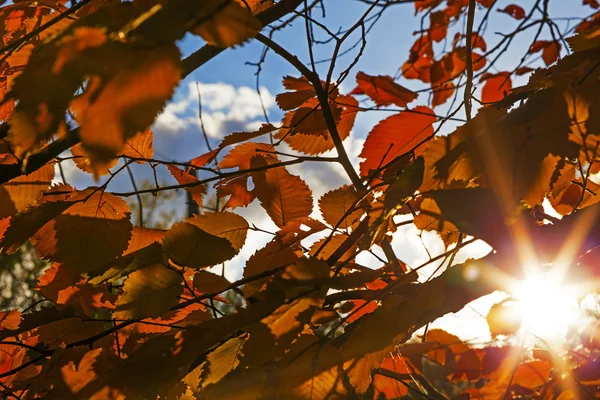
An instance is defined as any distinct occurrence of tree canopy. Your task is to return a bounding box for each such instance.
[0,0,599,398]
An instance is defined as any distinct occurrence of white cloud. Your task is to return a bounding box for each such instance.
[153,81,275,139]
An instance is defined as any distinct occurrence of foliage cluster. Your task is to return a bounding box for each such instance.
[0,0,598,398]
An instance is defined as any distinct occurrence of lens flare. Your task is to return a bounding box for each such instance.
[511,272,580,339]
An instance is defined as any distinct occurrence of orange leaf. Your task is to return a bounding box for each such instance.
[351,72,418,108]
[218,142,273,170]
[121,129,154,161]
[0,156,54,219]
[359,106,436,177]
[487,300,522,337]
[167,165,205,208]
[0,310,20,330]
[251,156,313,227]
[193,270,231,294]
[70,143,117,176]
[276,89,316,111]
[73,45,181,177]
[346,299,378,323]
[288,103,342,136]
[216,176,255,209]
[480,72,512,103]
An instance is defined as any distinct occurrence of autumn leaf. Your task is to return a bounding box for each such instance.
[73,45,181,177]
[432,81,455,107]
[359,106,436,178]
[121,129,154,161]
[192,0,262,47]
[498,4,525,20]
[277,95,359,155]
[251,155,313,228]
[351,72,418,108]
[185,211,249,252]
[319,185,364,230]
[167,165,206,208]
[193,271,230,294]
[529,40,561,66]
[31,190,133,274]
[114,264,183,319]
[216,176,255,210]
[0,157,54,219]
[162,212,246,269]
[487,300,522,337]
[0,310,20,330]
[480,72,512,103]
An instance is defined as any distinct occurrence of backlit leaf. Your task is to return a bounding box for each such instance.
[162,218,237,269]
[351,72,417,108]
[114,264,183,319]
[319,185,364,230]
[251,156,313,228]
[359,106,436,178]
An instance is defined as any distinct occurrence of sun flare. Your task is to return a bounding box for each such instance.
[510,273,580,339]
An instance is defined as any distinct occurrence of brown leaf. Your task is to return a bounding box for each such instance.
[31,190,133,274]
[243,239,300,298]
[114,264,183,319]
[162,218,237,269]
[319,185,364,230]
[193,271,231,294]
[186,211,249,251]
[216,176,255,210]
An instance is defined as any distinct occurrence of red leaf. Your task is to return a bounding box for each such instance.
[359,106,436,177]
[480,72,512,104]
[429,11,449,42]
[352,72,418,108]
[529,40,561,66]
[542,41,561,66]
[584,0,599,9]
[432,81,456,107]
[476,0,495,7]
[498,4,525,20]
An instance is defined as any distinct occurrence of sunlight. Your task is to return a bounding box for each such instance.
[511,272,580,339]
